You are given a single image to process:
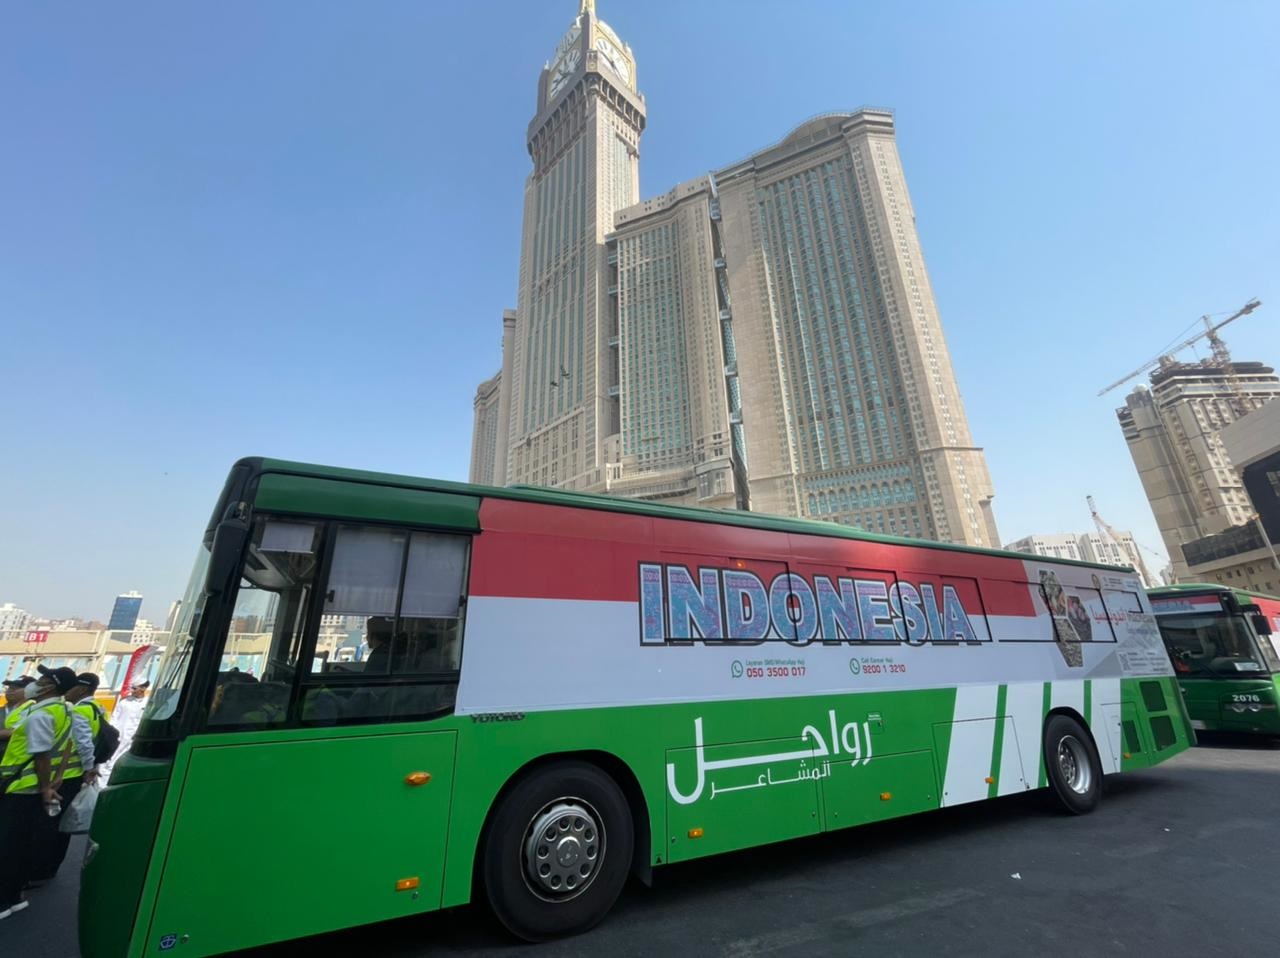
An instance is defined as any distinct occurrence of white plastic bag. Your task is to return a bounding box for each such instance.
[60,781,99,834]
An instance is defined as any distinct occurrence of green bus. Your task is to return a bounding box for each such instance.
[81,458,1193,956]
[1149,584,1280,736]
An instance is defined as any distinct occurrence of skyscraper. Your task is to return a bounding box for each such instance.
[1117,360,1280,578]
[472,3,1000,547]
[504,0,644,492]
[471,310,516,485]
[470,372,503,485]
[108,591,143,631]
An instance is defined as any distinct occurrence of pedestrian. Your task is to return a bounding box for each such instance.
[28,672,101,885]
[100,680,147,780]
[0,666,90,918]
[0,678,35,734]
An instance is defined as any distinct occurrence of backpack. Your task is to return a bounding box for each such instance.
[90,703,122,765]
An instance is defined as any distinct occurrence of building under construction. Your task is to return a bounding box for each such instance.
[1117,360,1280,580]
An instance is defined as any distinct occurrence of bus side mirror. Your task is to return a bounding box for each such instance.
[206,516,250,598]
[1251,613,1273,636]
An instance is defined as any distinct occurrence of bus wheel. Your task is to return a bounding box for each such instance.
[482,761,634,941]
[1043,714,1102,814]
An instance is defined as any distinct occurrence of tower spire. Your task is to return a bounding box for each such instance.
[580,0,595,16]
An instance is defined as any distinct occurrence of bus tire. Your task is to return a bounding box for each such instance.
[481,761,634,942]
[1043,713,1102,814]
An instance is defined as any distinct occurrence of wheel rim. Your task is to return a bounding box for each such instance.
[521,798,604,902]
[1057,734,1093,795]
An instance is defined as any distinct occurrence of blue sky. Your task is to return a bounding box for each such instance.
[2,1,1277,618]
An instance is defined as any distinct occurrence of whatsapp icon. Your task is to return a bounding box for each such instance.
[731,660,744,679]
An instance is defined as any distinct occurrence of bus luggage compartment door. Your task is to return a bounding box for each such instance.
[144,729,457,956]
[664,736,820,863]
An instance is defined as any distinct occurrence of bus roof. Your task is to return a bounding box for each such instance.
[1149,583,1280,603]
[248,456,1136,575]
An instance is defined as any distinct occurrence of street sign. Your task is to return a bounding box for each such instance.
[23,630,49,645]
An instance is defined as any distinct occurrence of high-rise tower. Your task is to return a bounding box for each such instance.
[603,112,1001,544]
[1117,360,1280,577]
[504,1,645,489]
[473,9,1002,548]
[108,591,143,631]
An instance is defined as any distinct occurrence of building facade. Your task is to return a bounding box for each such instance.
[1004,531,1151,585]
[0,628,164,693]
[1077,531,1142,569]
[0,603,31,642]
[129,618,156,647]
[469,309,518,485]
[470,371,504,485]
[503,0,645,492]
[1117,361,1280,578]
[1003,534,1084,562]
[705,112,997,543]
[107,591,143,631]
[474,2,1000,547]
[1175,397,1280,596]
[1223,397,1280,547]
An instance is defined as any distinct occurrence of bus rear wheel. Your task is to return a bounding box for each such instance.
[1043,714,1102,814]
[481,761,634,941]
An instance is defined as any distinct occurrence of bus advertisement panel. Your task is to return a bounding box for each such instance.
[80,459,1192,957]
[1151,585,1280,735]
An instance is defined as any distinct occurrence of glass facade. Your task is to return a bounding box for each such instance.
[616,224,692,468]
[108,594,143,631]
[755,155,923,533]
[523,139,587,432]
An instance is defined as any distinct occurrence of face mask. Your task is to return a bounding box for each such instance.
[23,683,44,701]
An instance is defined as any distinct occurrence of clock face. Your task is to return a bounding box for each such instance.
[549,47,582,98]
[595,36,631,85]
[553,24,581,64]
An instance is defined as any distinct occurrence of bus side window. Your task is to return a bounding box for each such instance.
[301,526,469,725]
[396,532,467,672]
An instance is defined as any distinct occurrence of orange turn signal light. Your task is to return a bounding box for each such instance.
[405,771,431,787]
[687,827,704,839]
[984,776,995,784]
[395,877,420,892]
[1122,752,1132,760]
[880,792,892,801]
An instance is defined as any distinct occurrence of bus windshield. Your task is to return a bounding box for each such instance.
[1157,612,1280,678]
[142,543,212,725]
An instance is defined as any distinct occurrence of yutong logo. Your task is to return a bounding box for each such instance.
[639,563,982,646]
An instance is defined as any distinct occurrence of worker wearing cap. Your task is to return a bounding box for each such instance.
[29,672,102,884]
[0,678,35,733]
[0,665,94,917]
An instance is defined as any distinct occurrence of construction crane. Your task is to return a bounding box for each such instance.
[1087,495,1158,587]
[1096,298,1262,407]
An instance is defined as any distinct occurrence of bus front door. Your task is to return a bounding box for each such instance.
[141,729,457,957]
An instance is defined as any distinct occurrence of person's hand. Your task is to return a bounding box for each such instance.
[84,769,100,786]
[40,783,61,806]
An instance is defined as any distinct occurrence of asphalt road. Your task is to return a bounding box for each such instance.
[33,734,1280,957]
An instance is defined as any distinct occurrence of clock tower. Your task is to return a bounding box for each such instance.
[505,1,646,489]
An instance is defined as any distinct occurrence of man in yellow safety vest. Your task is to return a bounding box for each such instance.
[0,665,95,918]
[29,672,103,885]
[0,678,36,734]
